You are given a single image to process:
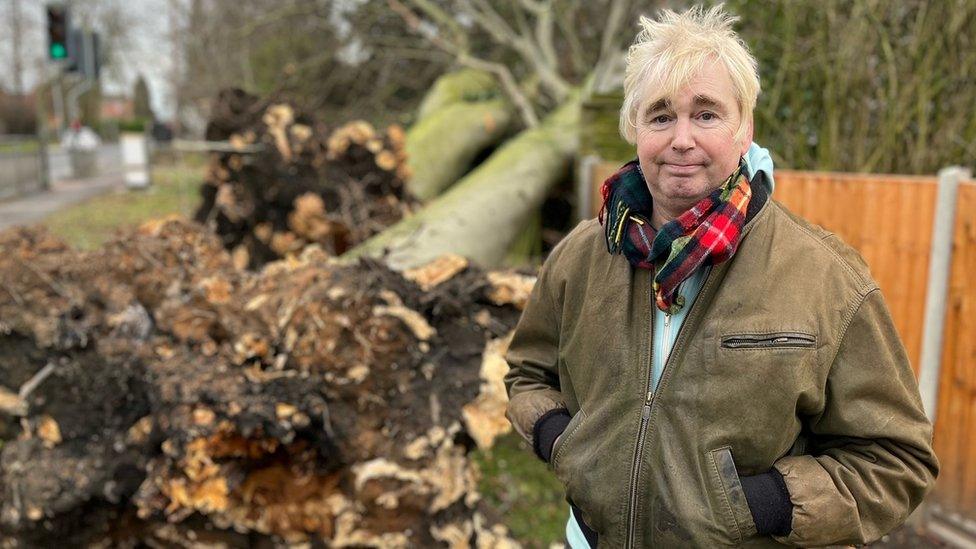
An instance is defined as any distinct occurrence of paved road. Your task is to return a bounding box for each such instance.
[0,173,124,231]
[0,143,127,231]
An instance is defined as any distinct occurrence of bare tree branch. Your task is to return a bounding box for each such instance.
[597,0,630,63]
[388,0,540,127]
[555,1,587,76]
[532,0,559,74]
[408,0,470,51]
[510,0,535,50]
[591,0,630,92]
[462,0,570,100]
[457,53,540,127]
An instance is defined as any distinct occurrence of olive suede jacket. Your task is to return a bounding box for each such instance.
[503,195,938,547]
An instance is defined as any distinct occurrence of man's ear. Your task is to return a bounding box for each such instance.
[739,118,754,155]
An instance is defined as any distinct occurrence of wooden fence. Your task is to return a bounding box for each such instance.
[585,163,976,534]
[773,171,939,375]
[930,182,976,531]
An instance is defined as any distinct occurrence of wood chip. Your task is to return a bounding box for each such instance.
[486,271,536,310]
[193,408,216,426]
[0,385,27,416]
[373,305,436,341]
[402,254,469,291]
[37,415,62,448]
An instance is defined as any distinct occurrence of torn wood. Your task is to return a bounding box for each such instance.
[0,220,528,547]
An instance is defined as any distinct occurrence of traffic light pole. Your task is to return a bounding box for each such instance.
[52,73,65,136]
[65,31,96,128]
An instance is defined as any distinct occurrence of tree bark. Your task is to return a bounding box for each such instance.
[414,69,500,119]
[406,69,516,200]
[346,94,580,270]
[406,98,514,200]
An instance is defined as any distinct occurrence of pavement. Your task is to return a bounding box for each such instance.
[0,143,127,231]
[0,172,125,231]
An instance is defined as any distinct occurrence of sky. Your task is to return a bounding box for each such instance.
[0,0,177,119]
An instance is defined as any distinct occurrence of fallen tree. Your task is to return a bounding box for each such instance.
[344,93,580,270]
[0,219,535,547]
[414,69,501,119]
[405,70,515,200]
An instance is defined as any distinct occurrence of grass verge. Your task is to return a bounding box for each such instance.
[472,432,566,547]
[41,163,204,249]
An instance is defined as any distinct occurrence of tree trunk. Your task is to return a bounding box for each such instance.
[414,69,501,120]
[405,70,515,200]
[406,98,514,200]
[345,94,580,270]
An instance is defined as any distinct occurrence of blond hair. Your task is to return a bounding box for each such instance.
[619,4,760,144]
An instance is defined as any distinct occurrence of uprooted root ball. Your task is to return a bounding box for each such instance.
[0,218,535,547]
[194,88,418,269]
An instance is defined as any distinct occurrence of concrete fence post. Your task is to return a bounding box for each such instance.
[918,166,972,423]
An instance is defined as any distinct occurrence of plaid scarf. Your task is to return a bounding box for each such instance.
[599,159,752,314]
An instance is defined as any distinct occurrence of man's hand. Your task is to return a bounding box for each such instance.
[532,408,572,462]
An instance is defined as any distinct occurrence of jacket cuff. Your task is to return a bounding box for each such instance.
[532,408,571,462]
[740,468,793,536]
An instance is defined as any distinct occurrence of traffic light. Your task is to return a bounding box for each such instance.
[46,4,70,60]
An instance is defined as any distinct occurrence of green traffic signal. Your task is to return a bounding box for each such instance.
[47,4,69,61]
[51,42,67,60]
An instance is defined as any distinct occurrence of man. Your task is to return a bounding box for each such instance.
[503,5,938,548]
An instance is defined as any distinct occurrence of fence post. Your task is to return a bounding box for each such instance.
[918,166,972,423]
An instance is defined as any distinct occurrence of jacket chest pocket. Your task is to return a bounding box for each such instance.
[709,329,820,379]
[720,331,815,350]
[696,328,821,428]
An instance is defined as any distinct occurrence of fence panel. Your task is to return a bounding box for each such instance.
[773,171,940,374]
[931,183,976,521]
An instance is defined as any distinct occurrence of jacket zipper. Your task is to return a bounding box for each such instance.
[625,288,675,547]
[623,195,767,547]
[721,332,815,349]
[662,313,672,356]
[625,380,653,548]
[625,273,714,549]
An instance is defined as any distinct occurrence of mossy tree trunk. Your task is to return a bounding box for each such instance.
[405,70,515,200]
[406,99,514,200]
[345,94,580,270]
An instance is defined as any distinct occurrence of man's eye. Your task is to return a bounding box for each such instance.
[699,112,716,121]
[650,114,671,124]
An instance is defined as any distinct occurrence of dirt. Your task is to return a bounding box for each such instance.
[0,219,532,547]
[193,88,418,269]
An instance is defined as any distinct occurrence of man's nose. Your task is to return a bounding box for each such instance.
[671,117,695,151]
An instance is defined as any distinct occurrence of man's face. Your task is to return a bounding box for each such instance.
[635,61,752,214]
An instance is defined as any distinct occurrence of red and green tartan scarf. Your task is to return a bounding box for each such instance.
[599,159,752,314]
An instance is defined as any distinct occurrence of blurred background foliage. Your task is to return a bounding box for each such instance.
[730,0,976,174]
[165,0,974,175]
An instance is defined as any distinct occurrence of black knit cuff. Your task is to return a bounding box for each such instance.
[532,408,571,462]
[740,468,793,536]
